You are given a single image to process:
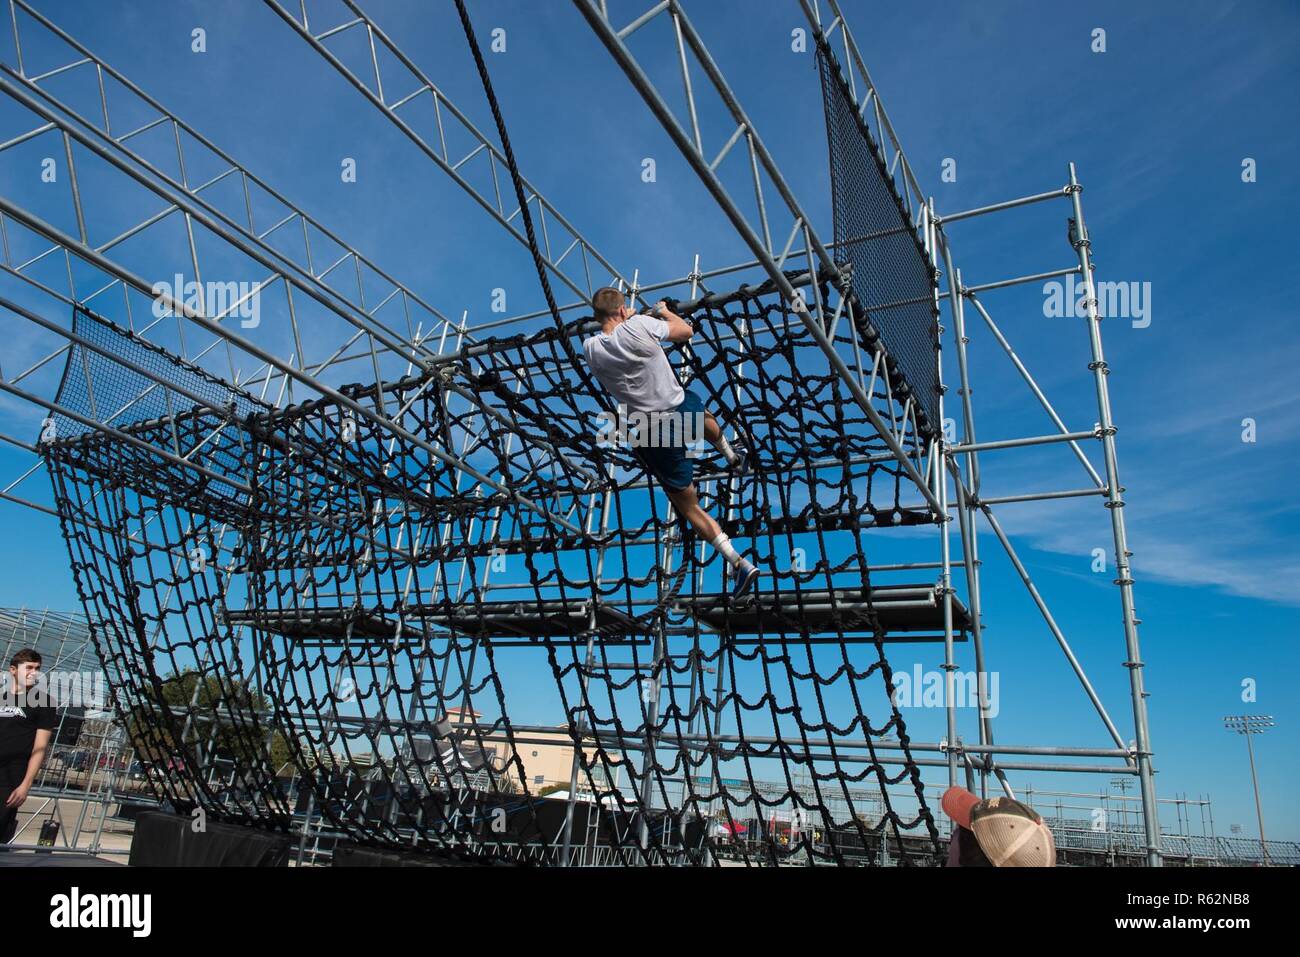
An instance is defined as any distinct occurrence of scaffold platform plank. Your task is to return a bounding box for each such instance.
[224,582,970,643]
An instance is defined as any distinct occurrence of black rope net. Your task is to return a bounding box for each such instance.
[43,307,289,827]
[42,274,951,865]
[36,4,956,866]
[817,36,941,438]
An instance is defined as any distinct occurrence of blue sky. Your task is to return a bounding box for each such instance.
[0,0,1296,844]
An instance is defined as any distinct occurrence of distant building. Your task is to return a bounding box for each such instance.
[507,727,590,792]
[441,707,596,793]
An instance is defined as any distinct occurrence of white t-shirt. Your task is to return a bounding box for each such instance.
[582,314,685,412]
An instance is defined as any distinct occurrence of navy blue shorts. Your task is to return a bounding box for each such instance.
[633,389,705,492]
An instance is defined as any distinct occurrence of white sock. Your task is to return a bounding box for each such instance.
[711,533,746,569]
[714,435,738,464]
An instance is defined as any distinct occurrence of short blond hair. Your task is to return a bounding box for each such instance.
[591,287,626,320]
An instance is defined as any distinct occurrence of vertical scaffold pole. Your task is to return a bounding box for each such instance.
[1067,162,1161,867]
[924,200,958,790]
[936,217,996,794]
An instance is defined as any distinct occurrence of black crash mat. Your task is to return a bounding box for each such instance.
[129,812,290,867]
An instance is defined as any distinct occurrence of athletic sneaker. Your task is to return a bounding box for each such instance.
[728,441,750,475]
[732,561,760,597]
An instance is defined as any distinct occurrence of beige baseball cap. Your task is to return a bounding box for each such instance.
[942,786,1056,867]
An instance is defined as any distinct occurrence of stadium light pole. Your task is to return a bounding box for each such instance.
[1223,715,1273,864]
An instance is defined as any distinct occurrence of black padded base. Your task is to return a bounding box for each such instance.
[129,812,290,867]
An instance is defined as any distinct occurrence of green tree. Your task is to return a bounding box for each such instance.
[126,669,292,776]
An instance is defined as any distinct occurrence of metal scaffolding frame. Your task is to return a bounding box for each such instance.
[0,0,1162,865]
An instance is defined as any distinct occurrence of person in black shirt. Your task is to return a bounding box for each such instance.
[1,648,57,846]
